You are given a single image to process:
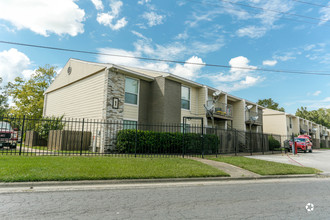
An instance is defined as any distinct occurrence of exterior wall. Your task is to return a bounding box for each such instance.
[263,112,286,136]
[149,77,165,124]
[181,85,205,125]
[147,77,181,124]
[286,116,294,136]
[198,87,207,126]
[105,69,125,121]
[138,80,151,124]
[123,105,138,121]
[164,79,181,124]
[46,59,106,93]
[44,70,106,119]
[181,86,197,120]
[292,117,299,135]
[231,100,245,131]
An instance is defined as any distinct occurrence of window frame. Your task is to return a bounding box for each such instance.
[124,77,139,106]
[181,85,191,110]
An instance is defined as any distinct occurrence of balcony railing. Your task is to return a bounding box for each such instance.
[245,111,262,125]
[213,102,233,118]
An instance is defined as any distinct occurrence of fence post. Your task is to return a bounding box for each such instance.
[235,130,237,156]
[215,127,218,158]
[201,118,204,159]
[135,122,137,157]
[182,119,185,158]
[262,133,265,155]
[250,125,252,155]
[80,118,85,156]
[19,115,26,156]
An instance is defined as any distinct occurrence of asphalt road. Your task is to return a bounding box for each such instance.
[1,178,330,219]
[247,149,330,174]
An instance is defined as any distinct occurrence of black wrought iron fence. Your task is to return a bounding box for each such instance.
[0,115,284,157]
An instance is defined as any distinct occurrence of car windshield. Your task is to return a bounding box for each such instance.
[0,122,11,130]
[295,138,306,142]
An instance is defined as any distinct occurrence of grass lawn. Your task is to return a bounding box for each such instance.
[207,156,320,175]
[0,156,229,182]
[320,148,330,150]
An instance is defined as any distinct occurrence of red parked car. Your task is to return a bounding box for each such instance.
[0,121,18,149]
[294,137,313,153]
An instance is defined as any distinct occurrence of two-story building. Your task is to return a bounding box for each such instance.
[44,58,263,134]
[262,108,330,148]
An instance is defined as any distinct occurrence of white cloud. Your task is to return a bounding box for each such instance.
[233,0,293,38]
[97,0,127,30]
[205,56,263,92]
[22,69,35,79]
[273,53,296,61]
[172,56,205,80]
[236,26,267,38]
[131,30,151,41]
[91,0,104,10]
[138,0,151,5]
[319,3,330,25]
[0,48,32,83]
[228,75,262,91]
[97,48,141,67]
[312,90,321,96]
[142,11,165,27]
[175,31,189,40]
[304,44,315,51]
[262,60,277,66]
[298,97,330,109]
[0,0,85,37]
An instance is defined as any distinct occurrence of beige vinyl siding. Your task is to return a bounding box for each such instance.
[181,86,199,123]
[123,104,138,121]
[197,87,207,117]
[263,114,286,135]
[44,71,105,119]
[231,100,245,131]
[46,59,106,93]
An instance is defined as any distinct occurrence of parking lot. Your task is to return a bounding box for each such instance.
[247,149,330,175]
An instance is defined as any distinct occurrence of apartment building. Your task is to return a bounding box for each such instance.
[44,58,263,133]
[263,108,330,148]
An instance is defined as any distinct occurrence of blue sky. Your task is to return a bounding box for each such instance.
[0,0,330,114]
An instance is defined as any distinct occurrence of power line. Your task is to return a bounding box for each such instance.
[0,40,330,76]
[186,0,330,27]
[291,0,330,9]
[217,0,329,23]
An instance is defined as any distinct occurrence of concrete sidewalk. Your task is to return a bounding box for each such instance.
[190,157,261,178]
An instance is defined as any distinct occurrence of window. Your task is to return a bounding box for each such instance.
[289,117,292,129]
[123,120,137,130]
[125,77,138,105]
[181,86,190,110]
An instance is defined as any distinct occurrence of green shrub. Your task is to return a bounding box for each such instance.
[116,129,218,154]
[268,135,281,150]
[36,115,66,140]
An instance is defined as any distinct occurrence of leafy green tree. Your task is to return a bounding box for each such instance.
[0,77,9,115]
[296,107,330,128]
[6,65,56,118]
[257,98,285,112]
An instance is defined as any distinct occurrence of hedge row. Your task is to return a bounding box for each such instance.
[268,135,281,150]
[116,129,218,154]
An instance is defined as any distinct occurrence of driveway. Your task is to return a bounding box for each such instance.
[246,149,330,174]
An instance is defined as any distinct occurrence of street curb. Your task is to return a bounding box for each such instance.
[0,174,323,188]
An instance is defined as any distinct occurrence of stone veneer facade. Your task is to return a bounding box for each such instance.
[101,69,125,152]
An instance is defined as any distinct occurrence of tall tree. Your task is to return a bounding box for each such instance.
[296,107,330,128]
[6,65,56,118]
[0,77,9,115]
[257,98,285,112]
